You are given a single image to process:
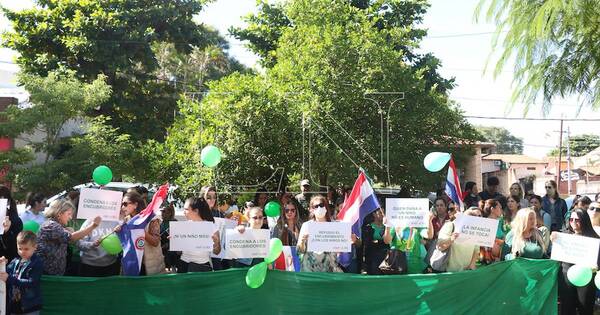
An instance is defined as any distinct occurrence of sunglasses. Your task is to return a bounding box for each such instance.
[311,203,325,209]
[251,216,264,220]
[589,207,600,212]
[569,218,580,222]
[545,186,553,189]
[285,208,296,213]
[122,201,131,207]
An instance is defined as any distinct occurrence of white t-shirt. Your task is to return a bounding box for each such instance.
[181,250,211,264]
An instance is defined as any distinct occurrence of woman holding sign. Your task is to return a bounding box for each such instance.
[435,208,482,272]
[0,186,22,263]
[297,196,344,273]
[177,197,221,273]
[553,209,599,315]
[479,200,506,265]
[233,207,269,268]
[37,200,101,275]
[273,200,302,246]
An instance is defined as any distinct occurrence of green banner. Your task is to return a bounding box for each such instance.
[41,258,557,314]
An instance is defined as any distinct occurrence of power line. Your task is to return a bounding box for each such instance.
[465,115,600,122]
[426,31,504,39]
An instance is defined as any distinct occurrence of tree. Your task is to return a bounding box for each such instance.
[548,134,600,157]
[477,1,600,113]
[0,70,113,194]
[476,126,523,154]
[163,0,478,194]
[230,0,453,94]
[2,0,211,141]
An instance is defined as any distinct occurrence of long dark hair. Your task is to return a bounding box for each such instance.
[186,197,214,222]
[124,191,146,215]
[277,200,302,245]
[566,209,599,238]
[26,192,45,208]
[545,180,560,199]
[0,185,18,217]
[482,199,500,218]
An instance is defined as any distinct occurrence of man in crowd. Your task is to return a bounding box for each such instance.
[478,176,506,208]
[295,179,311,220]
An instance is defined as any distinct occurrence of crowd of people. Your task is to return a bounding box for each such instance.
[0,177,599,314]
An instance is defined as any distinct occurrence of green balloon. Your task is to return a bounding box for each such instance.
[23,220,40,233]
[567,265,593,287]
[93,165,113,185]
[264,238,284,264]
[594,272,600,289]
[264,201,281,217]
[245,261,268,289]
[201,145,221,168]
[100,234,123,255]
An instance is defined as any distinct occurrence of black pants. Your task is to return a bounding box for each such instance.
[558,265,595,315]
[177,260,212,273]
[79,261,121,277]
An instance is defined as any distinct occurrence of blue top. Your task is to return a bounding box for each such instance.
[542,196,567,231]
[6,253,43,313]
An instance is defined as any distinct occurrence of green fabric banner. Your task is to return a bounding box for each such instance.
[41,258,557,314]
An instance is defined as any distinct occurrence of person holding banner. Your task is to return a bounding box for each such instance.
[479,200,506,265]
[116,192,165,275]
[272,200,302,246]
[177,197,221,273]
[363,209,390,275]
[233,207,268,268]
[553,209,599,315]
[587,202,600,238]
[435,208,482,272]
[76,217,122,277]
[297,196,344,273]
[502,208,548,260]
[37,200,102,275]
[0,186,23,263]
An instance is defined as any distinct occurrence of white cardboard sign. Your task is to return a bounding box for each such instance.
[77,188,123,222]
[454,214,499,248]
[211,218,239,259]
[307,221,352,253]
[0,199,7,235]
[169,221,216,251]
[225,229,270,259]
[385,198,429,228]
[551,232,600,268]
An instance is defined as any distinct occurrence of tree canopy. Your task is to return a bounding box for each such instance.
[477,0,600,114]
[162,0,478,194]
[548,134,600,157]
[476,126,523,154]
[2,0,211,141]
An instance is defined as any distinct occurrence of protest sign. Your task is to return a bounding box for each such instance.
[211,218,239,259]
[454,215,498,247]
[225,229,270,259]
[169,221,216,251]
[551,232,600,268]
[77,188,123,221]
[307,222,352,253]
[0,199,7,235]
[385,198,429,228]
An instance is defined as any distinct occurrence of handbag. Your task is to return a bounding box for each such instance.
[429,245,451,272]
[378,249,406,274]
[429,222,454,272]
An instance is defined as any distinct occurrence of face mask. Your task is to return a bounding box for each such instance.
[314,206,327,219]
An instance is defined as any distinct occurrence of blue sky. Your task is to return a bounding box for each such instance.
[2,0,600,158]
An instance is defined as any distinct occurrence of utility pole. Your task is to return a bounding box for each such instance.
[567,127,571,195]
[557,119,564,194]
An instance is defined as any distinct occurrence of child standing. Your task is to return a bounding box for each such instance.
[0,231,43,315]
